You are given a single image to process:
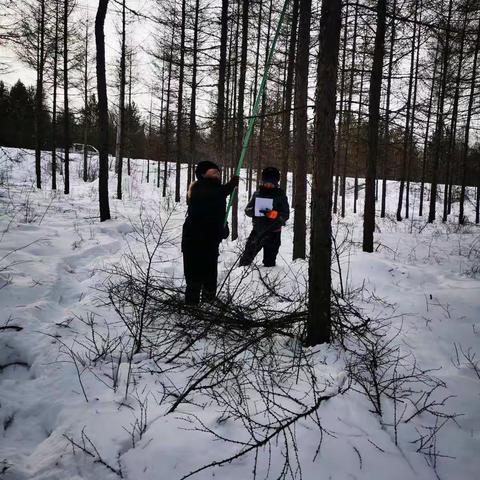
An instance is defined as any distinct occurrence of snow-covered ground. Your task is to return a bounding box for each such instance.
[0,146,479,480]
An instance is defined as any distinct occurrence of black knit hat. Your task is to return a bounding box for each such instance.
[195,160,221,180]
[261,167,280,184]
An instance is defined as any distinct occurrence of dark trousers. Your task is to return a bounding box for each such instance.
[183,240,219,305]
[239,229,281,267]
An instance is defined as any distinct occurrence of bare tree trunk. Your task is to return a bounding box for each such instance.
[188,0,200,187]
[83,17,89,183]
[52,0,59,191]
[363,0,386,252]
[147,93,153,183]
[307,0,342,346]
[116,0,126,200]
[419,40,439,217]
[95,0,111,221]
[354,30,367,215]
[216,0,228,172]
[334,3,348,216]
[175,0,186,203]
[232,0,249,241]
[444,10,467,221]
[256,0,273,187]
[381,0,396,218]
[396,0,417,221]
[163,23,175,197]
[63,0,70,195]
[158,62,165,188]
[292,0,311,260]
[428,0,453,223]
[406,2,422,220]
[280,0,299,191]
[127,50,132,176]
[35,0,45,189]
[248,0,262,197]
[459,17,480,225]
[341,3,359,217]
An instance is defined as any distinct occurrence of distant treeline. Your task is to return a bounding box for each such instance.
[0,80,147,159]
[1,79,479,188]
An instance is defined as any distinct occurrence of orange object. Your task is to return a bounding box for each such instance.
[265,209,278,219]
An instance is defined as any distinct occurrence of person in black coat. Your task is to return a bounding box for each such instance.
[182,160,239,305]
[239,167,289,267]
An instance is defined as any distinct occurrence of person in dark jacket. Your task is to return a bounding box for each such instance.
[182,160,239,305]
[239,167,289,267]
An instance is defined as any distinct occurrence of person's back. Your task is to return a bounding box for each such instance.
[183,176,231,246]
[182,161,238,304]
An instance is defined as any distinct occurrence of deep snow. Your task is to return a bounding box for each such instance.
[0,146,479,480]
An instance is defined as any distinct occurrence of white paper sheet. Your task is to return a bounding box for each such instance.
[254,197,273,217]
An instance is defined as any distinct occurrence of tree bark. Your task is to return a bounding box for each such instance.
[232,0,249,241]
[163,21,175,197]
[342,3,359,217]
[188,0,200,187]
[95,0,111,221]
[459,16,480,225]
[334,3,348,216]
[428,0,453,223]
[52,0,59,191]
[216,0,228,172]
[419,40,440,217]
[362,0,386,252]
[396,0,417,221]
[35,0,45,189]
[175,0,186,203]
[280,0,299,191]
[307,0,342,346]
[116,0,126,200]
[292,0,311,260]
[63,0,70,195]
[444,10,467,221]
[83,17,89,183]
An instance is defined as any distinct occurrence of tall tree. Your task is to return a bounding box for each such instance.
[459,15,480,224]
[232,0,249,240]
[292,0,311,260]
[428,0,453,223]
[419,40,440,217]
[116,0,127,200]
[82,17,91,183]
[175,0,187,203]
[215,0,228,172]
[36,0,46,189]
[163,19,175,197]
[363,0,386,252]
[333,3,348,215]
[444,8,467,221]
[95,0,111,221]
[381,0,396,218]
[280,0,299,191]
[307,0,342,346]
[341,3,359,218]
[63,0,70,195]
[188,0,200,187]
[396,0,418,221]
[51,0,60,191]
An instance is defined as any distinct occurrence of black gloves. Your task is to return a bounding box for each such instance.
[230,175,240,188]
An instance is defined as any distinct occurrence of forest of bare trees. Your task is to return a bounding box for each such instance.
[1,0,480,344]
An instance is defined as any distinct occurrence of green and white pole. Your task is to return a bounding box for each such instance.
[224,0,290,225]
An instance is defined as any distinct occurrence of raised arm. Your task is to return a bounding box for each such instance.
[220,175,240,197]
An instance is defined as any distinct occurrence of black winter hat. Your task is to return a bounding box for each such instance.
[195,160,221,180]
[261,167,280,184]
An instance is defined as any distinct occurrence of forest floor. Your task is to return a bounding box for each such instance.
[0,146,479,480]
